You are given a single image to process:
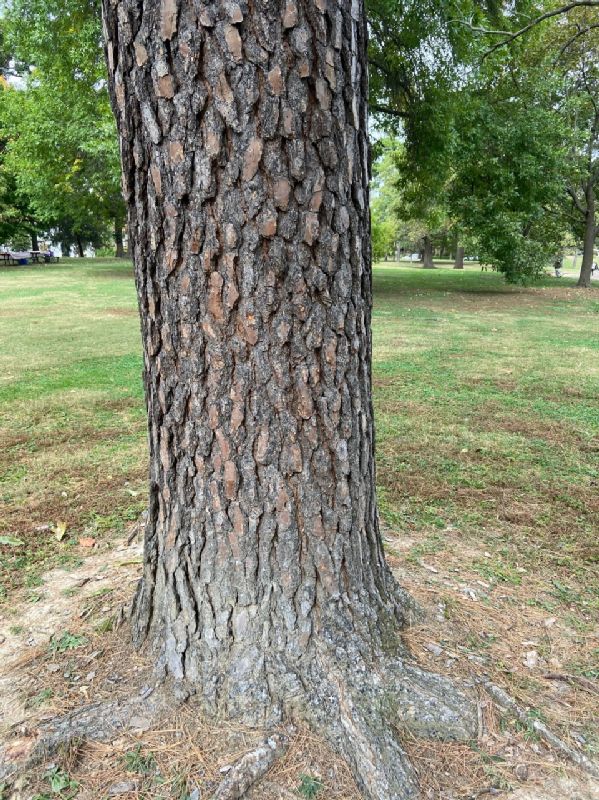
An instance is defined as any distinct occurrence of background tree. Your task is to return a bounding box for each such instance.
[449,59,570,282]
[368,0,598,284]
[556,16,599,286]
[466,0,599,285]
[0,28,40,248]
[367,0,481,271]
[1,81,124,254]
[0,0,126,255]
[370,137,401,260]
[0,164,41,248]
[394,114,456,269]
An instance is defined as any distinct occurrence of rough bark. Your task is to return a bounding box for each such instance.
[421,235,435,268]
[438,233,449,259]
[76,237,85,258]
[449,230,458,261]
[114,217,126,258]
[577,184,596,288]
[453,245,465,270]
[31,231,39,251]
[102,2,477,797]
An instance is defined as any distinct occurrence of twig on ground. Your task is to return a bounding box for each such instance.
[543,673,599,696]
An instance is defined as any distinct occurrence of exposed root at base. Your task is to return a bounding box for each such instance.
[298,655,479,800]
[0,701,123,783]
[478,677,599,778]
[1,658,479,800]
[332,690,420,800]
[211,729,292,800]
[0,684,176,783]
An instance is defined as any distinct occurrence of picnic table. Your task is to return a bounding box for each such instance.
[0,250,60,265]
[0,251,28,265]
[30,250,60,263]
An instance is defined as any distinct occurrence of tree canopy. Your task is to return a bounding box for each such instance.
[0,0,124,253]
[368,0,599,284]
[0,0,596,274]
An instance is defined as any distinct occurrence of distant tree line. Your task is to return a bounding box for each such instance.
[0,0,125,256]
[0,0,596,280]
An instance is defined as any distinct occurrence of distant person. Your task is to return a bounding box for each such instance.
[553,254,563,278]
[592,261,598,276]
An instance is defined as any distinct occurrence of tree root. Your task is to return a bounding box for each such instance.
[211,730,291,800]
[388,661,478,741]
[0,701,123,782]
[0,684,174,783]
[542,672,599,696]
[31,700,129,762]
[333,688,420,800]
[0,656,479,800]
[478,677,599,778]
[301,655,480,800]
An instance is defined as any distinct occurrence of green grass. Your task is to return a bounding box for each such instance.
[0,258,598,609]
[373,263,599,613]
[0,259,146,593]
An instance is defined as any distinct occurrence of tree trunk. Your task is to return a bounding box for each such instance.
[449,229,458,260]
[421,235,435,268]
[439,233,449,259]
[114,217,125,258]
[454,245,465,270]
[577,184,596,288]
[76,237,84,258]
[102,2,476,797]
[31,231,39,251]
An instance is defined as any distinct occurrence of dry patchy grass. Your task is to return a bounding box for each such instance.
[1,260,598,799]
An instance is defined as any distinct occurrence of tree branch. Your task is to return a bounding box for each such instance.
[554,23,599,61]
[567,185,587,217]
[478,1,599,59]
[370,103,408,119]
[448,18,511,36]
[368,56,396,81]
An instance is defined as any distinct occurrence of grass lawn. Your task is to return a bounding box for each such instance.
[373,264,599,578]
[0,259,146,595]
[1,259,598,602]
[1,258,598,791]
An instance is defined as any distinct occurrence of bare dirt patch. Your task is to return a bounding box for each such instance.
[0,536,145,736]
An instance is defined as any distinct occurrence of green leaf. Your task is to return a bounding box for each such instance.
[0,536,24,546]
